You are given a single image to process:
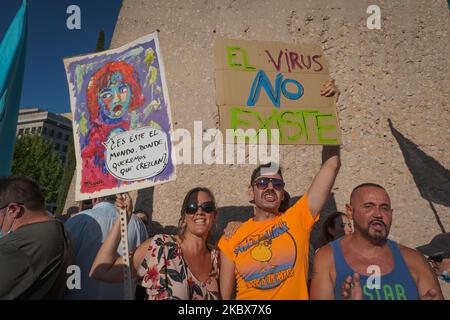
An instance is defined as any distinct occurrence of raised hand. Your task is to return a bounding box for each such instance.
[320,78,340,100]
[115,192,133,224]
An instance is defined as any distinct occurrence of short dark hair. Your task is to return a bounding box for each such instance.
[250,162,283,185]
[103,195,117,204]
[133,209,146,215]
[350,183,386,204]
[0,176,45,211]
[321,211,345,245]
[66,206,79,216]
[81,199,93,210]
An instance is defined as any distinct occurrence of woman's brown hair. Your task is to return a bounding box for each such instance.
[320,211,345,245]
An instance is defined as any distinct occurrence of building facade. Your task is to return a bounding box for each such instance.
[16,108,72,163]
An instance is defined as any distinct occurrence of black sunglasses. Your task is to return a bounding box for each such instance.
[185,201,216,214]
[428,255,449,263]
[253,178,285,191]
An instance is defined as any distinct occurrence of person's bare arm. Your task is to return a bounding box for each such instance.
[220,251,236,300]
[307,146,341,218]
[89,193,149,283]
[89,221,151,282]
[400,246,444,300]
[310,245,336,300]
[306,79,341,218]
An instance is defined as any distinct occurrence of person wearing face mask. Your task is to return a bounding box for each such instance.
[90,187,220,300]
[417,233,450,288]
[0,176,73,299]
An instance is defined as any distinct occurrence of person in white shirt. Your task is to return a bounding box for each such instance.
[65,194,148,300]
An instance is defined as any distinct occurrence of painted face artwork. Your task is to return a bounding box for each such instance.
[98,71,132,120]
[79,62,144,192]
[65,34,176,197]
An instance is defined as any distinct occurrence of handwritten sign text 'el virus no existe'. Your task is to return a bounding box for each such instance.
[214,39,342,145]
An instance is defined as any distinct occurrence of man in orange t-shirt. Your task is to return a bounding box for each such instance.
[218,145,341,300]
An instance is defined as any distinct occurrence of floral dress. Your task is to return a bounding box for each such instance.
[137,234,220,300]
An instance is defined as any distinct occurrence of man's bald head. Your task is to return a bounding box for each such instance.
[348,183,392,246]
[350,183,387,205]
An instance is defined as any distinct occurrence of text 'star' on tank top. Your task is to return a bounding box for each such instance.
[330,238,419,300]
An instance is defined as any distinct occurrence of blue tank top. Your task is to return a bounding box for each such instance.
[330,238,419,300]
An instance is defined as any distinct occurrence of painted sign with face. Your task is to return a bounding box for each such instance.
[64,32,176,200]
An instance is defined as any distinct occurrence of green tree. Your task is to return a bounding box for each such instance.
[55,29,106,215]
[55,136,76,215]
[96,29,105,51]
[11,134,63,206]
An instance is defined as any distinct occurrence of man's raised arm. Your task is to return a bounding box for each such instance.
[307,146,341,218]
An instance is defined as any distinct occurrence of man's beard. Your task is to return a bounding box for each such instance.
[357,220,389,246]
[255,190,280,211]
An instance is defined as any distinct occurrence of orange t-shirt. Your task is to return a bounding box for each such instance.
[218,193,318,300]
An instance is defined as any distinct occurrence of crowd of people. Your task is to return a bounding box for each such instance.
[0,80,448,300]
[1,157,448,300]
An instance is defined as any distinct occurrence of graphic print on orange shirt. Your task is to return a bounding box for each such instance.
[233,221,297,289]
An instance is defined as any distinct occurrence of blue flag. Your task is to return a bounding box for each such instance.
[0,0,27,175]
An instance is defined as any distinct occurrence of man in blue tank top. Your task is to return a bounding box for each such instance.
[310,183,444,300]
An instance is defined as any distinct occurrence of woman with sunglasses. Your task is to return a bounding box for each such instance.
[90,187,220,300]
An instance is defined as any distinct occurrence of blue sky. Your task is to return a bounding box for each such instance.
[0,0,122,114]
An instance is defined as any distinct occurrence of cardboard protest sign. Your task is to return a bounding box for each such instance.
[64,32,176,201]
[214,39,342,145]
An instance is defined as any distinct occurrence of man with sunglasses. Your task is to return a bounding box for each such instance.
[310,183,444,300]
[0,176,73,299]
[219,145,341,300]
[417,233,450,292]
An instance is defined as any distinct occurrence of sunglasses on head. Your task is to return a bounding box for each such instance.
[185,201,216,214]
[253,177,285,191]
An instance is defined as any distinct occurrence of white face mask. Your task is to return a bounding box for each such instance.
[440,270,450,283]
[0,229,12,239]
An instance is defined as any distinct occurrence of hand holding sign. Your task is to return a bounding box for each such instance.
[214,39,343,145]
[115,193,133,223]
[320,79,340,99]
